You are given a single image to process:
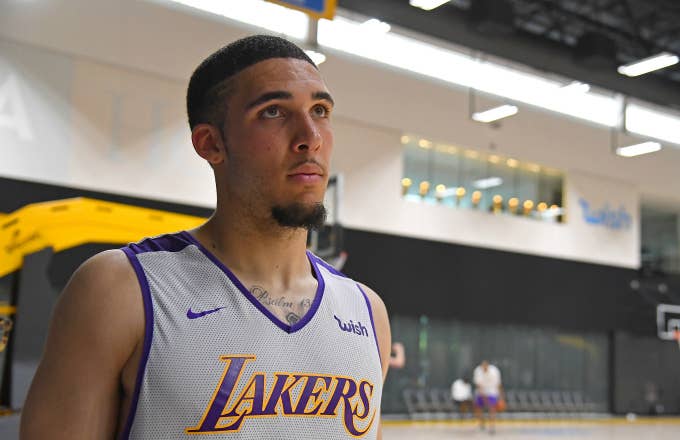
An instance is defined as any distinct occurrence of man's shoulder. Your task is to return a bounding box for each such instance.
[66,249,141,306]
[77,249,135,282]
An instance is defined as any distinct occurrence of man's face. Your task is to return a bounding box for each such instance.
[218,57,334,227]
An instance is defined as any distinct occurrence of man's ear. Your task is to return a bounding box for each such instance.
[192,124,226,165]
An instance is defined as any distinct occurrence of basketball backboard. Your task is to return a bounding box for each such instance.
[657,303,680,341]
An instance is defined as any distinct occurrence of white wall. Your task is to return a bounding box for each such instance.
[1,0,674,268]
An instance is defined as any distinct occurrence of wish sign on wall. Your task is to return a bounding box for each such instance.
[578,198,632,230]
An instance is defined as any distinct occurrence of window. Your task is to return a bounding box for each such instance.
[401,135,564,221]
[641,205,680,275]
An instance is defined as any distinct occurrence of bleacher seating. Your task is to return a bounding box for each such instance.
[402,387,606,418]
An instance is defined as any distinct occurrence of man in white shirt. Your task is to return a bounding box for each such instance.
[473,360,503,434]
[451,377,473,417]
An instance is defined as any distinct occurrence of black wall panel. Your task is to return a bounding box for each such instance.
[341,228,666,336]
[613,332,680,414]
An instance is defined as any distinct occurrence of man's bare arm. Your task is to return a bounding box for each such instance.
[358,283,391,440]
[20,250,144,439]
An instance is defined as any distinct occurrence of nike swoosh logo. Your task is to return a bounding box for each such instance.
[187,306,226,319]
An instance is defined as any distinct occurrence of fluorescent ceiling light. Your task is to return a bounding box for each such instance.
[317,17,619,127]
[361,18,391,34]
[305,50,327,65]
[561,81,590,94]
[626,104,680,146]
[615,141,662,157]
[409,0,450,11]
[618,52,679,77]
[472,105,518,123]
[166,0,309,40]
[473,177,503,189]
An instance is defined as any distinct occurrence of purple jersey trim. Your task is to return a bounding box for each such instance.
[179,231,325,334]
[127,232,192,254]
[356,283,382,369]
[309,254,348,278]
[119,247,154,440]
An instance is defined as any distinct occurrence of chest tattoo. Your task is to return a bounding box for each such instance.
[250,285,313,325]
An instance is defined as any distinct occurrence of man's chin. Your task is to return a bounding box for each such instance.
[271,202,327,230]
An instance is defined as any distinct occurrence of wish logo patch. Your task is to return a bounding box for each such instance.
[334,315,369,337]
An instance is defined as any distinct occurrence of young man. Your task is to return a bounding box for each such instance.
[473,360,503,434]
[21,35,391,439]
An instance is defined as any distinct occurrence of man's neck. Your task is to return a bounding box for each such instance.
[190,210,313,290]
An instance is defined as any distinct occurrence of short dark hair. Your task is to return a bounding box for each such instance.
[186,34,317,131]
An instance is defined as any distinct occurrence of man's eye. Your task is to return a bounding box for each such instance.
[312,104,330,118]
[261,106,282,118]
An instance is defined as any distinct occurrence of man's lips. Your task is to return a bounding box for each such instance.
[287,173,324,183]
[288,163,325,176]
[287,163,325,183]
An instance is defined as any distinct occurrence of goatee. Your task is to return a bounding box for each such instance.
[271,203,327,230]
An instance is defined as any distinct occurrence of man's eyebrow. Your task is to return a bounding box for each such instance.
[313,91,334,106]
[245,91,293,110]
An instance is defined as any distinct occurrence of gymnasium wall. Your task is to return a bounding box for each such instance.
[3,0,680,269]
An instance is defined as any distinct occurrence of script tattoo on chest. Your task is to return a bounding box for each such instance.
[250,285,313,325]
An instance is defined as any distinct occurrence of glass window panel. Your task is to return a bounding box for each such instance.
[431,147,460,207]
[641,205,680,275]
[402,135,565,222]
[403,141,432,199]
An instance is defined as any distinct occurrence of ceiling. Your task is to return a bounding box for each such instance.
[337,0,680,111]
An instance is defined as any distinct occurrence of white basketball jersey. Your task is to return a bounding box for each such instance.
[119,231,382,439]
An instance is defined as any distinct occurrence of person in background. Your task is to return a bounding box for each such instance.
[473,360,503,434]
[451,376,473,418]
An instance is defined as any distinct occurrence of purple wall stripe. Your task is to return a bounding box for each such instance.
[119,247,155,440]
[356,284,382,369]
[179,231,325,334]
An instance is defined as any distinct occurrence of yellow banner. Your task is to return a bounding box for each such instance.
[0,198,206,278]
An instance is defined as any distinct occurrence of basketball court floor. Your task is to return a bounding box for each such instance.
[2,415,678,439]
[11,416,675,440]
[382,418,680,439]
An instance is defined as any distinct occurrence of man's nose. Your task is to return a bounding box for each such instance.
[291,113,322,153]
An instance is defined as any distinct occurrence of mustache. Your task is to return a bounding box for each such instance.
[288,159,327,174]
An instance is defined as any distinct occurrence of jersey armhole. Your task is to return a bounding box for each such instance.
[355,283,382,370]
[119,247,155,440]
